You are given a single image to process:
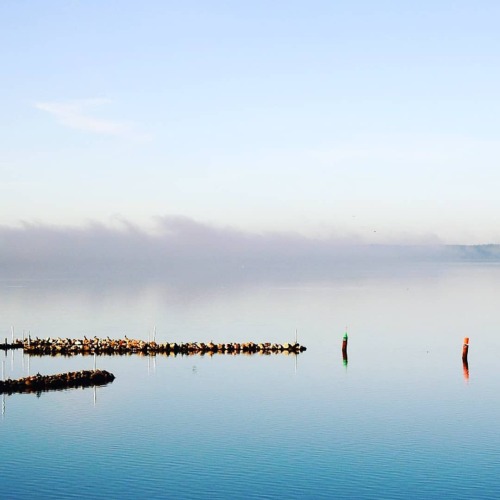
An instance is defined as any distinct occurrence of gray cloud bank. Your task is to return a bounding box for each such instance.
[1,217,499,284]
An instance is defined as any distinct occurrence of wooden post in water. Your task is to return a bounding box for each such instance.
[342,332,348,354]
[342,331,348,367]
[462,337,469,362]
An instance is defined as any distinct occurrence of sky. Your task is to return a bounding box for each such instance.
[1,0,500,245]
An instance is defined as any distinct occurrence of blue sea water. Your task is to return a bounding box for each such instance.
[1,263,500,499]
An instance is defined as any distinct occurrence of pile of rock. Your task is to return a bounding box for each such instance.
[22,337,306,356]
[0,370,115,394]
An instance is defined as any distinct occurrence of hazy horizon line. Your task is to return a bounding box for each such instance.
[1,217,499,269]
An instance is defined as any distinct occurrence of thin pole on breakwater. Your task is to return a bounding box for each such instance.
[93,353,97,371]
[294,327,298,373]
[11,326,14,344]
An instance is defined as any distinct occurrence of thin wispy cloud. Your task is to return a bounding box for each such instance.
[35,99,150,141]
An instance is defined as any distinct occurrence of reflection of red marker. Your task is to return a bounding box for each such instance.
[463,358,469,382]
[462,337,469,362]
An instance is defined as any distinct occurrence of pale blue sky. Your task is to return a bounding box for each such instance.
[1,0,500,244]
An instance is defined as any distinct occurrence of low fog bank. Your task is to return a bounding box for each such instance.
[1,218,499,283]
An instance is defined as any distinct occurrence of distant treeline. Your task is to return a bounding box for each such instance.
[448,244,500,261]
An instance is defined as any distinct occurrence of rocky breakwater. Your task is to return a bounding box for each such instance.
[22,337,307,356]
[0,370,115,394]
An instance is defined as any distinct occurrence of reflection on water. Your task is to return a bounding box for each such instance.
[342,348,348,368]
[1,264,500,498]
[463,358,470,382]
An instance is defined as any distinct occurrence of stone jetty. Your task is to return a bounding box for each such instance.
[17,337,306,356]
[0,370,115,395]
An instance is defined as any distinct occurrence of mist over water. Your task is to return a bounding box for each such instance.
[2,218,499,288]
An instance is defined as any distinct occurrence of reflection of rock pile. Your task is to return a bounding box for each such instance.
[22,337,306,356]
[0,340,23,351]
[0,370,115,394]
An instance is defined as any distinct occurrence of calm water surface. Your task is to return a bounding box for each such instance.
[1,264,500,499]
